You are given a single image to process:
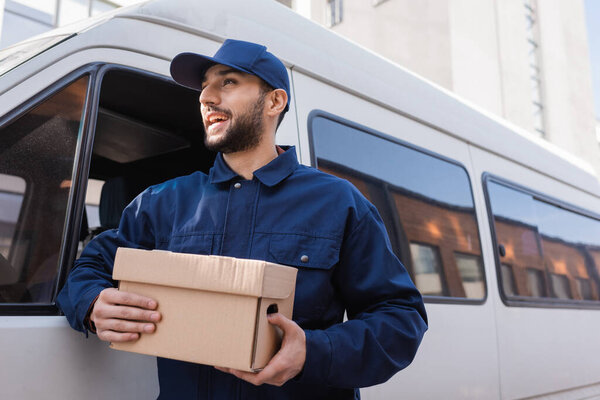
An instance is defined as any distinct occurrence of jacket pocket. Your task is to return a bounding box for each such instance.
[165,233,214,255]
[267,234,340,325]
[268,233,339,270]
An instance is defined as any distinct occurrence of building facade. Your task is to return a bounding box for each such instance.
[290,0,600,176]
[0,0,130,49]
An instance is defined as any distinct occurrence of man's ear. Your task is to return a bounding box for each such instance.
[266,89,288,117]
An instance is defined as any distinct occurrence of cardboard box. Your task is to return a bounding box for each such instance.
[110,247,297,372]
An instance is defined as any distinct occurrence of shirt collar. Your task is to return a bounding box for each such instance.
[209,145,299,187]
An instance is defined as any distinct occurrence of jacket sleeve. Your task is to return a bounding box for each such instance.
[56,188,157,334]
[296,204,428,388]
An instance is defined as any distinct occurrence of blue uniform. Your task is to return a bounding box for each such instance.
[57,146,427,399]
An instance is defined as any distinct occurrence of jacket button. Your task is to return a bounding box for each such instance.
[233,182,241,189]
[300,255,309,263]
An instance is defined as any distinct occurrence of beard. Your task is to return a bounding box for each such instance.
[203,93,266,154]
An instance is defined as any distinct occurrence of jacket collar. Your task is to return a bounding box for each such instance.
[209,145,299,187]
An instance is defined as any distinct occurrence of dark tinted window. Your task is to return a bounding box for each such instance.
[487,179,600,303]
[311,114,485,300]
[0,75,88,303]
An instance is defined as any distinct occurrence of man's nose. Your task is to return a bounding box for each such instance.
[199,84,219,106]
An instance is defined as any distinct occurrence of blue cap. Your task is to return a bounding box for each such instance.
[170,39,290,112]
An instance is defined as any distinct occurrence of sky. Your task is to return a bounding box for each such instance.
[585,0,600,120]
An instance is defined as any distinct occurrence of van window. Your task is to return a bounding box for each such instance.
[0,75,89,303]
[486,179,600,303]
[311,113,485,300]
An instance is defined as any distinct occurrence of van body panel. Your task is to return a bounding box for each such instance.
[0,316,159,399]
[469,146,600,399]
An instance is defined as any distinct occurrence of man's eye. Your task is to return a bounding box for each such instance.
[223,78,235,86]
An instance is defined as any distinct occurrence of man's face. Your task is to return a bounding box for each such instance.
[199,64,267,153]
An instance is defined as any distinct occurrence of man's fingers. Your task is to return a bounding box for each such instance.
[267,313,292,331]
[214,314,305,386]
[268,313,302,342]
[230,369,271,386]
[102,288,158,310]
[103,318,156,334]
[97,330,139,343]
[215,364,285,387]
[96,304,161,323]
[91,289,161,345]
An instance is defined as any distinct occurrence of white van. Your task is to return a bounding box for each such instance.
[2,1,600,399]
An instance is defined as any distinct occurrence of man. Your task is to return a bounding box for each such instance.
[58,39,427,399]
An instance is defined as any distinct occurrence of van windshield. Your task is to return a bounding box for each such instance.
[0,34,72,77]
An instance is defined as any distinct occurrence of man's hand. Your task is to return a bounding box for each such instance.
[90,287,161,343]
[215,313,306,387]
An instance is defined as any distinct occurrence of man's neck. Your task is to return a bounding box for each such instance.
[222,139,279,180]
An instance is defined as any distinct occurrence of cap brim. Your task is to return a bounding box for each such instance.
[169,52,216,90]
[170,52,253,91]
[170,51,290,112]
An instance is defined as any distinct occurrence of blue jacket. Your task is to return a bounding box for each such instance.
[57,146,427,399]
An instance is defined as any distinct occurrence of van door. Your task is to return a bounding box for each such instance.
[291,70,501,399]
[470,145,600,399]
[0,65,160,399]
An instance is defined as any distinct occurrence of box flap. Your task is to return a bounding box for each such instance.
[262,263,298,299]
[113,248,296,298]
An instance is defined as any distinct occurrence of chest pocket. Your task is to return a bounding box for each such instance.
[165,233,214,255]
[268,234,339,269]
[268,234,340,325]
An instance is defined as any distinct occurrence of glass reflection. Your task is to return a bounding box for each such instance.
[0,176,25,259]
[312,117,474,207]
[487,180,600,301]
[312,115,485,299]
[0,76,88,303]
[410,243,446,296]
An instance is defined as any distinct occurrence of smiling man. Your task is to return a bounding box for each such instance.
[201,66,271,153]
[58,39,427,399]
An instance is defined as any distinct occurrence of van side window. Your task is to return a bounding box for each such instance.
[311,114,485,300]
[0,75,89,303]
[486,179,600,303]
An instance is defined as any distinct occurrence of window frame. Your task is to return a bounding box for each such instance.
[60,63,195,312]
[0,64,99,315]
[307,109,487,305]
[482,173,600,309]
[0,62,210,315]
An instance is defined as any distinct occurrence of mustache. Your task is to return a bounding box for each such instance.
[202,106,232,118]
